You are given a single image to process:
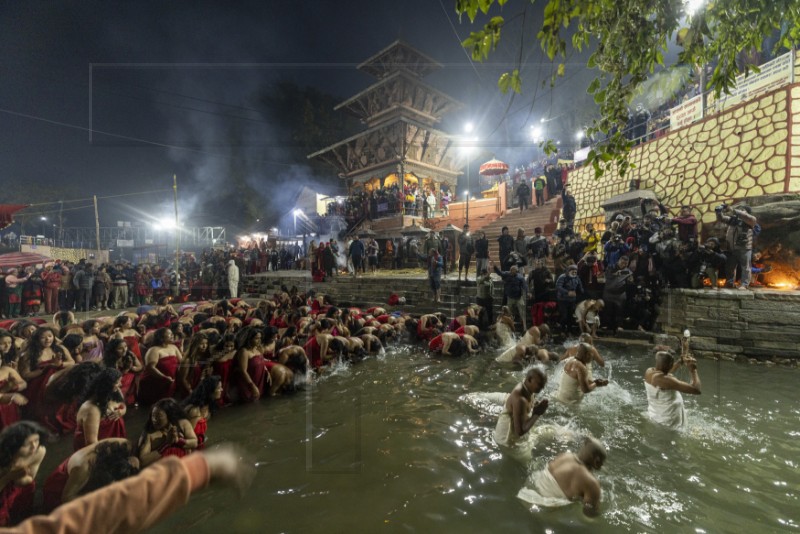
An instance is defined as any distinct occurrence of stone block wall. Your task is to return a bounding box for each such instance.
[656,288,800,362]
[567,83,800,230]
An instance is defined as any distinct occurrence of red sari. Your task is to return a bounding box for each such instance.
[42,457,70,513]
[303,337,324,369]
[73,414,127,451]
[137,355,179,406]
[119,371,137,405]
[0,482,35,526]
[212,359,233,405]
[193,418,208,450]
[0,380,20,431]
[123,335,142,362]
[22,361,60,429]
[237,354,266,403]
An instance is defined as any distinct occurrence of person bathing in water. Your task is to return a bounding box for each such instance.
[494,367,549,448]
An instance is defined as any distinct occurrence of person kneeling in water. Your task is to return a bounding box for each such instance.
[494,367,548,447]
[643,349,701,429]
[519,437,606,516]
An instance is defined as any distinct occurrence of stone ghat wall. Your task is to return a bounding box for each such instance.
[567,84,800,230]
[656,288,800,362]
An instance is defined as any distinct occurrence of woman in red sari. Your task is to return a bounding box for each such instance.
[181,375,222,449]
[177,333,210,398]
[102,338,142,406]
[0,421,47,526]
[211,334,236,405]
[42,438,137,513]
[0,331,27,431]
[112,314,142,361]
[73,368,127,451]
[19,327,74,428]
[235,327,268,403]
[136,398,198,467]
[137,327,182,406]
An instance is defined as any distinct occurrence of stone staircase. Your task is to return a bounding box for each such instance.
[481,196,563,261]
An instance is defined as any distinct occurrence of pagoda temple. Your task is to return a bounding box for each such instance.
[307,40,464,229]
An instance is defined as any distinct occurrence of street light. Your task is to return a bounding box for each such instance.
[464,191,470,226]
[39,216,47,237]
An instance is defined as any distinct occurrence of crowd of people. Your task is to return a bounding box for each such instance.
[323,182,453,225]
[0,270,712,525]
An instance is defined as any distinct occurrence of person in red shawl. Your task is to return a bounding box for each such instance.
[102,337,142,406]
[138,327,182,406]
[18,327,74,428]
[0,421,47,526]
[182,375,222,449]
[136,398,198,467]
[73,367,127,451]
[235,327,268,402]
[211,334,236,405]
[0,331,27,431]
[41,438,137,513]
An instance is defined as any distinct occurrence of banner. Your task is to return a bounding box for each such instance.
[708,51,793,113]
[669,94,704,131]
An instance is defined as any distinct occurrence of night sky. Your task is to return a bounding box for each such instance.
[0,0,597,232]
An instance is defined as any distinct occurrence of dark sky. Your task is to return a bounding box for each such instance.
[0,0,597,231]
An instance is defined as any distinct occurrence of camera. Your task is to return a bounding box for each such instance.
[715,204,728,213]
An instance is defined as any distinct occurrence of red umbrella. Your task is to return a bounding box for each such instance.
[0,252,53,269]
[478,158,509,176]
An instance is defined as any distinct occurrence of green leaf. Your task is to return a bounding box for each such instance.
[498,72,511,94]
[557,63,565,76]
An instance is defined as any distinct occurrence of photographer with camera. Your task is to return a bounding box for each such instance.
[688,237,727,289]
[715,203,757,290]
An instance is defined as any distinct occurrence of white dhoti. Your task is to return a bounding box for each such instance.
[555,360,584,405]
[517,467,572,508]
[494,411,516,447]
[495,345,517,363]
[645,381,686,429]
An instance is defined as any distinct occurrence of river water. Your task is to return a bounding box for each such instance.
[38,340,798,533]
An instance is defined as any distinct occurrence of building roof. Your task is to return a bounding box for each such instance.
[357,40,442,79]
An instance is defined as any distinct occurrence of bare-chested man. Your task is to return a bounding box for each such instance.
[527,437,607,516]
[644,347,701,429]
[494,367,549,447]
[554,343,608,405]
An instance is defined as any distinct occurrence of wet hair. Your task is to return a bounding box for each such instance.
[329,338,346,355]
[193,313,210,326]
[0,421,49,469]
[235,326,262,351]
[0,329,18,366]
[145,398,187,433]
[578,436,607,467]
[61,333,85,356]
[103,338,135,372]
[77,318,97,334]
[655,350,674,371]
[325,306,340,319]
[261,326,278,345]
[81,367,124,416]
[152,327,172,347]
[11,320,37,339]
[112,315,131,330]
[215,333,236,352]
[26,327,67,369]
[448,338,467,358]
[48,362,104,403]
[183,375,221,414]
[184,333,210,364]
[80,440,138,495]
[283,350,308,374]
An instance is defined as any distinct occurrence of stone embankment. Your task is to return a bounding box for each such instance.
[656,288,800,365]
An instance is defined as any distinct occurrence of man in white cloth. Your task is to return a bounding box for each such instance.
[494,367,549,447]
[644,350,701,429]
[518,437,607,516]
[555,343,608,405]
[227,259,240,298]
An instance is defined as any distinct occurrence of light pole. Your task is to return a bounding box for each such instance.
[40,216,47,237]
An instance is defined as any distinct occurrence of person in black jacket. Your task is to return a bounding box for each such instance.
[517,180,531,213]
[497,227,515,271]
[562,188,577,231]
[492,262,528,331]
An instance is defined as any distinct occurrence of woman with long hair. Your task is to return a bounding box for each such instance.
[211,334,236,405]
[137,327,182,406]
[177,333,211,398]
[136,398,198,467]
[45,362,103,436]
[181,375,222,449]
[102,337,142,406]
[19,327,74,427]
[0,330,27,431]
[73,367,127,451]
[78,320,104,363]
[0,421,47,526]
[42,438,137,513]
[235,326,268,402]
[111,314,142,361]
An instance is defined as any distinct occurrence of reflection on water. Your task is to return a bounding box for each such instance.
[136,342,798,533]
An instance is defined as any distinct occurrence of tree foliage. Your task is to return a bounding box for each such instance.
[456,0,800,178]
